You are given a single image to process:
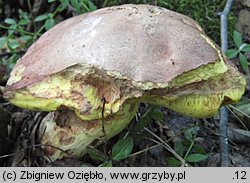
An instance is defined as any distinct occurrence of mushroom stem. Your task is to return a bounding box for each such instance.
[39,101,138,161]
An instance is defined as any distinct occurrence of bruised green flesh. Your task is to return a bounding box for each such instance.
[40,101,139,161]
[8,57,227,120]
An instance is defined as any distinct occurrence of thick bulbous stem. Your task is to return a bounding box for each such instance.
[39,101,139,161]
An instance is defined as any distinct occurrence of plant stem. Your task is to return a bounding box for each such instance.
[184,140,195,160]
[0,24,39,36]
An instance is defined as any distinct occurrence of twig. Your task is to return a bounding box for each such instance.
[0,144,67,159]
[228,104,250,119]
[144,127,188,167]
[220,0,233,52]
[129,144,160,157]
[219,107,229,167]
[227,106,249,130]
[101,97,106,136]
[219,0,234,167]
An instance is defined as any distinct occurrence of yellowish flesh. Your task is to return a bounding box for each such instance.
[169,58,227,89]
[142,71,246,118]
[143,92,234,118]
[9,69,123,121]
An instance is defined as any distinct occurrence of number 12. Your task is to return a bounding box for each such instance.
[235,171,246,180]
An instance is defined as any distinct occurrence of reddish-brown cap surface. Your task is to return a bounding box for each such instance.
[5,4,223,93]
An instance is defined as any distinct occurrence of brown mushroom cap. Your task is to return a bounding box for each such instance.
[5,4,226,92]
[3,4,245,119]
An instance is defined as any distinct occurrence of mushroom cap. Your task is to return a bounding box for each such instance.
[5,4,226,92]
[3,4,246,119]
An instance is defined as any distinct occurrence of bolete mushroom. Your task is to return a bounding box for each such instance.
[3,4,246,161]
